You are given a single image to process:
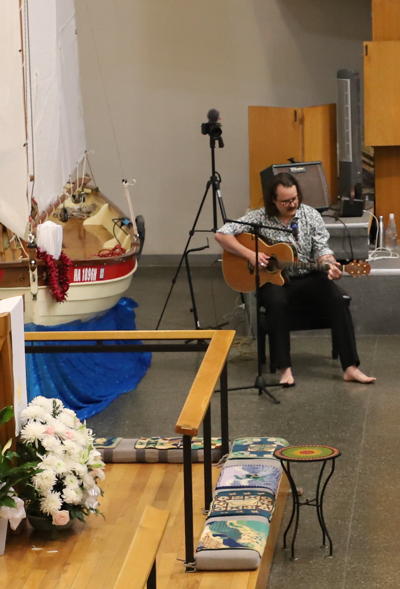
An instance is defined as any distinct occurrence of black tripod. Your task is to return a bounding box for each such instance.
[222,218,294,404]
[156,110,227,330]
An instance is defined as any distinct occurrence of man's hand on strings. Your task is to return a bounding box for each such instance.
[247,250,270,270]
[319,254,342,281]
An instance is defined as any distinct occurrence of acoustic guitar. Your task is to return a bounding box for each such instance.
[222,233,371,293]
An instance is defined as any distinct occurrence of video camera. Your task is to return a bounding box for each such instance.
[201,109,224,147]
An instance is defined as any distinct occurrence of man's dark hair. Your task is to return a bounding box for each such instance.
[264,172,303,217]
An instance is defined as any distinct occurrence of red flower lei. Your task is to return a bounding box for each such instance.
[37,248,73,302]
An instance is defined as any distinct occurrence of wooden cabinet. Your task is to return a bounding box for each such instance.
[368,0,400,222]
[248,104,337,209]
[364,41,400,146]
[372,0,400,40]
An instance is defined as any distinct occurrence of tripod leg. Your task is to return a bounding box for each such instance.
[184,247,203,329]
[255,375,280,404]
[155,180,212,329]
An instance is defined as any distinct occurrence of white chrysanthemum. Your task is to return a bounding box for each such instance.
[20,399,105,520]
[64,473,80,489]
[88,448,102,462]
[41,435,63,453]
[71,462,88,477]
[52,421,67,436]
[62,439,81,455]
[62,486,83,505]
[31,396,55,412]
[63,407,78,418]
[32,470,57,493]
[40,491,62,515]
[20,404,47,421]
[73,431,90,447]
[82,473,96,489]
[20,421,47,444]
[40,455,68,475]
[62,455,82,473]
[57,411,77,428]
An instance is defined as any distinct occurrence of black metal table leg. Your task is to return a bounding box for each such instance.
[317,458,336,556]
[274,445,341,560]
[280,461,299,558]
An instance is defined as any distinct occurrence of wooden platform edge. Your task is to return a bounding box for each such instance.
[112,505,170,589]
[255,473,290,589]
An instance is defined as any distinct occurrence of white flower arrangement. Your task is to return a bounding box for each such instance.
[0,406,39,533]
[18,397,105,526]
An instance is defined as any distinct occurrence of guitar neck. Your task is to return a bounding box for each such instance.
[281,260,331,274]
[282,260,358,277]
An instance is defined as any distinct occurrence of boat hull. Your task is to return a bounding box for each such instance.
[0,255,137,326]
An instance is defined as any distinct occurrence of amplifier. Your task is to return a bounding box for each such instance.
[260,161,330,212]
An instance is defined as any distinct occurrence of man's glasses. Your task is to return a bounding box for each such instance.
[275,196,298,207]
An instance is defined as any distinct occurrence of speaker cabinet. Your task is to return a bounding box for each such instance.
[260,161,330,211]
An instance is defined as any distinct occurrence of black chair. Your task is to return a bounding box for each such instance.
[258,287,352,373]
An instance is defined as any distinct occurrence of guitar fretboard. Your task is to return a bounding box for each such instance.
[273,258,331,274]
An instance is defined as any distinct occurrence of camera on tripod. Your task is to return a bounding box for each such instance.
[201,109,224,147]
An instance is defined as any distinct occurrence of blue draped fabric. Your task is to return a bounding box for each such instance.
[25,298,152,420]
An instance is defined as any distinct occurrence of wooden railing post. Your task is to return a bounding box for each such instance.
[0,313,15,447]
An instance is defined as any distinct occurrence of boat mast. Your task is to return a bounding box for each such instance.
[19,0,35,237]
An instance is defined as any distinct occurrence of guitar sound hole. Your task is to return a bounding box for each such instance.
[267,257,280,272]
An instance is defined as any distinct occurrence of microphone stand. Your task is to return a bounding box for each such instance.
[222,217,293,404]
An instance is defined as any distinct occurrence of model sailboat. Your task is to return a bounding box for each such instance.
[0,0,142,326]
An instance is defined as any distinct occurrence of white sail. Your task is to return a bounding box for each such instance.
[27,0,87,217]
[0,0,86,239]
[0,3,30,238]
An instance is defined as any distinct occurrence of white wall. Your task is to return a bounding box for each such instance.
[76,0,371,256]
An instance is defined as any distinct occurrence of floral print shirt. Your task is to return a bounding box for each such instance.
[217,204,333,276]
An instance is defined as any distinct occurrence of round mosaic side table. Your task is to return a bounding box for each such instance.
[273,444,341,560]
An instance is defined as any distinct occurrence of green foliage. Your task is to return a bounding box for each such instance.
[0,406,14,425]
[0,406,39,509]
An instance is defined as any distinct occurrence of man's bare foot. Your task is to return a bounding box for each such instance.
[279,367,295,386]
[343,366,376,384]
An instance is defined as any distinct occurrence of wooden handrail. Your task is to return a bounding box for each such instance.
[112,505,169,589]
[175,330,235,436]
[24,328,235,439]
[24,329,217,341]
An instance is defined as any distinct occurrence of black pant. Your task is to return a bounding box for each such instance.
[259,273,359,371]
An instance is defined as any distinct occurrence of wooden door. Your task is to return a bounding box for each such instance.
[364,41,400,146]
[248,105,337,208]
[369,1,400,223]
[303,104,337,203]
[372,0,400,40]
[248,106,303,209]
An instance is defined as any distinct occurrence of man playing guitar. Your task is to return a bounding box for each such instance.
[215,172,375,386]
